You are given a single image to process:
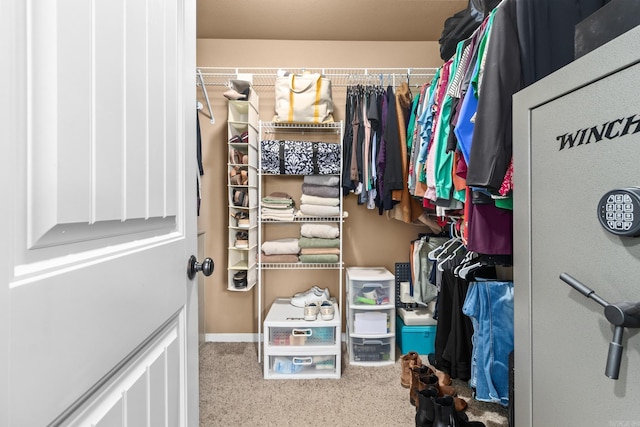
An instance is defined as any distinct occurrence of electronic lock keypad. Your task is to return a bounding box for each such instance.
[597,187,640,237]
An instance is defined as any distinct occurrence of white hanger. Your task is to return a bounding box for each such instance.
[458,261,484,280]
[437,241,466,271]
[454,250,476,277]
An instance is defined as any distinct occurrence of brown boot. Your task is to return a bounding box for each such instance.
[401,351,422,388]
[421,374,468,412]
[410,365,434,408]
[426,364,452,387]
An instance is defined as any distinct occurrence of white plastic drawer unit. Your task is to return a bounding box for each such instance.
[350,337,394,363]
[266,355,338,378]
[268,326,336,347]
[264,298,341,379]
[346,267,395,307]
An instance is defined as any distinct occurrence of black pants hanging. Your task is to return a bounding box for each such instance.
[432,268,473,380]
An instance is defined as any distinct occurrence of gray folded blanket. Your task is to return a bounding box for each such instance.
[301,183,340,198]
[298,237,340,249]
[303,175,340,187]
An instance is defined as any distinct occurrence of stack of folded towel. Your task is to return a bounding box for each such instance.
[298,223,340,263]
[260,238,299,264]
[261,192,295,221]
[298,176,341,217]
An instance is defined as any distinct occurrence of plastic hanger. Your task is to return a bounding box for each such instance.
[428,222,458,260]
[437,241,466,271]
[458,261,484,280]
[454,251,476,277]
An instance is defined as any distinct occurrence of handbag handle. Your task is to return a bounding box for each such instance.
[288,74,321,93]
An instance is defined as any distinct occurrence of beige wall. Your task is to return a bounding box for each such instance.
[196,39,446,335]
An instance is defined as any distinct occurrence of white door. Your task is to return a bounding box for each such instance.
[0,0,199,426]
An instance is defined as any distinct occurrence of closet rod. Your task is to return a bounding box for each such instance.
[196,67,438,89]
[196,68,215,124]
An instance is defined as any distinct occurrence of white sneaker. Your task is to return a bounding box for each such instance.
[291,287,330,308]
[294,285,323,297]
[304,302,319,321]
[320,300,335,321]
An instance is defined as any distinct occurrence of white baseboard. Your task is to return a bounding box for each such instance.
[205,333,348,343]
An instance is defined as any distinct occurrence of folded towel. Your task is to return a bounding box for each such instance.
[299,254,339,263]
[298,237,340,249]
[300,194,340,206]
[261,212,295,221]
[299,204,340,217]
[261,199,294,206]
[300,223,340,239]
[260,253,299,263]
[301,183,340,198]
[265,192,293,201]
[303,175,340,187]
[261,203,294,210]
[261,238,300,255]
[300,248,340,255]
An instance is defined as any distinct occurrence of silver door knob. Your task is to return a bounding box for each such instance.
[187,255,214,279]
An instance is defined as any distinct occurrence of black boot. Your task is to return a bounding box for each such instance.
[415,386,439,427]
[433,396,486,427]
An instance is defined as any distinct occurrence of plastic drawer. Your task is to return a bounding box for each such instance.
[266,355,338,378]
[268,326,336,346]
[350,279,393,306]
[350,337,392,362]
[349,308,393,335]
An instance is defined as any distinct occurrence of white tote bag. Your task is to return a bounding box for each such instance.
[274,73,334,123]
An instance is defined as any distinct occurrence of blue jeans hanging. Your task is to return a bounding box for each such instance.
[462,278,514,406]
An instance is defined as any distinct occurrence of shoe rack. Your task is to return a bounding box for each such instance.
[227,86,259,291]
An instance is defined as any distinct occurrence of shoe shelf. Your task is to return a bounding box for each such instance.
[264,298,341,379]
[345,267,396,366]
[227,87,259,292]
[257,121,345,365]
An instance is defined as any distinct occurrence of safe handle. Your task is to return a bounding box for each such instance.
[560,273,640,379]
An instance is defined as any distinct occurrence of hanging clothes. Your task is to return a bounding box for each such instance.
[462,278,514,406]
[389,82,424,224]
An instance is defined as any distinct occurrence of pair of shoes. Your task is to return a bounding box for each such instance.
[235,231,248,248]
[228,134,242,144]
[303,301,334,321]
[291,286,330,308]
[232,189,248,207]
[229,148,247,165]
[229,167,248,186]
[231,211,249,228]
[233,271,247,288]
[410,366,466,412]
[416,393,483,427]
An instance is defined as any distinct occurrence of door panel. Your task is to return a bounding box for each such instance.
[514,26,640,426]
[2,0,197,425]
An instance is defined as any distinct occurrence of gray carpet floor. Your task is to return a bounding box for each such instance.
[199,342,508,426]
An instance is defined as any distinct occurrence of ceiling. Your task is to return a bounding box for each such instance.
[196,0,469,42]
